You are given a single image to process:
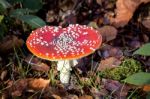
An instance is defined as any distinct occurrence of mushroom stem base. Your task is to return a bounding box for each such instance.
[57,60,78,84]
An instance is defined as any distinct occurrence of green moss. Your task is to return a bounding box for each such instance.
[99,58,143,81]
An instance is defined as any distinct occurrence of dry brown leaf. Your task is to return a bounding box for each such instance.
[97,25,117,42]
[31,62,50,72]
[64,95,79,99]
[24,55,50,72]
[51,94,62,99]
[108,47,123,59]
[98,57,121,71]
[10,79,28,97]
[91,87,109,98]
[143,85,150,92]
[4,78,51,98]
[48,84,68,97]
[111,0,150,27]
[102,79,132,98]
[100,45,124,59]
[24,54,40,64]
[0,35,24,54]
[79,95,93,99]
[28,78,50,90]
[88,22,117,43]
[0,70,7,80]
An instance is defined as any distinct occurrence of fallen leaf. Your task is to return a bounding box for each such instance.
[100,45,123,59]
[24,55,50,72]
[4,78,51,98]
[10,79,28,97]
[102,79,132,98]
[108,47,124,59]
[129,40,141,49]
[24,54,40,64]
[28,78,50,90]
[99,44,112,58]
[11,90,22,97]
[0,70,7,80]
[97,25,117,42]
[31,62,50,72]
[51,94,61,99]
[79,95,93,99]
[76,57,91,73]
[98,57,121,71]
[143,85,150,92]
[91,87,109,98]
[111,0,150,27]
[0,35,24,54]
[50,84,67,97]
[64,94,79,99]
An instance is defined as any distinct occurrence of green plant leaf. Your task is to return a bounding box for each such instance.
[133,43,150,56]
[0,0,11,8]
[0,15,4,23]
[23,0,42,10]
[18,15,46,28]
[124,72,150,85]
[10,8,31,17]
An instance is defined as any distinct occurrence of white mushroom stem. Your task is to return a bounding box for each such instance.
[57,60,78,84]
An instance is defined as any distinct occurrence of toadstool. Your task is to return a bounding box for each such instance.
[26,24,102,84]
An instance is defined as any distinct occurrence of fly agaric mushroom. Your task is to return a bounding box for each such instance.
[26,24,102,84]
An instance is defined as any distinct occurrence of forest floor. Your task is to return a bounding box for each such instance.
[0,0,150,99]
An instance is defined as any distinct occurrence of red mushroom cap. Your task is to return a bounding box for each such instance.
[26,24,102,61]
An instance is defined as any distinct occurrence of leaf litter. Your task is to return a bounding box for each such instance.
[0,0,150,98]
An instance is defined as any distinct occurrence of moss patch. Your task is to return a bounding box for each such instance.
[99,58,143,81]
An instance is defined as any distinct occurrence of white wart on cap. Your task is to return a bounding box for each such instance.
[26,24,102,61]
